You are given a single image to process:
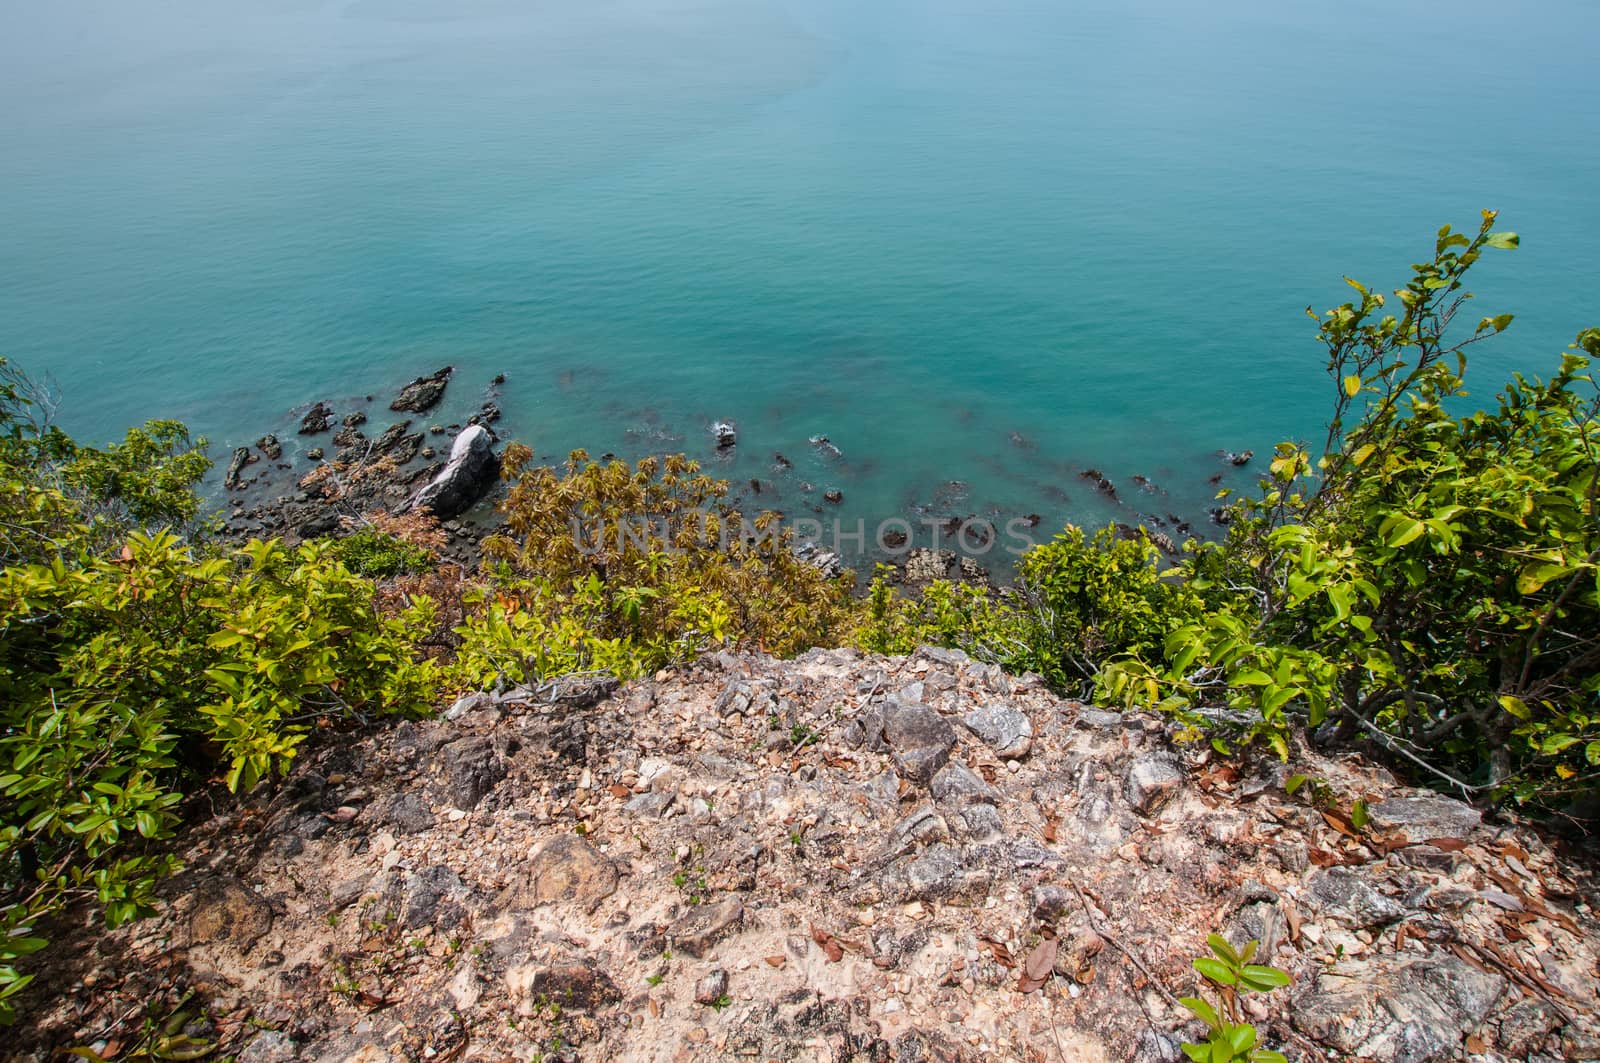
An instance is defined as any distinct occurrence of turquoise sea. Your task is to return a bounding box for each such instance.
[3,0,1598,547]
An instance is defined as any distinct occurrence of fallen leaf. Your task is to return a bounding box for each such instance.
[1042,816,1059,844]
[764,955,785,968]
[1423,836,1469,852]
[608,784,631,800]
[1024,938,1059,982]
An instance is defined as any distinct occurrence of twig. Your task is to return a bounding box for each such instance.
[1071,882,1182,1010]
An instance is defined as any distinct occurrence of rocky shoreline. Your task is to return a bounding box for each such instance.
[215,367,508,569]
[14,647,1599,1060]
[212,371,1254,588]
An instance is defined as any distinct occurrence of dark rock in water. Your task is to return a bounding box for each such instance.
[332,423,365,449]
[1147,528,1177,555]
[1209,506,1233,526]
[421,446,436,460]
[882,527,908,548]
[256,434,282,461]
[749,478,762,494]
[1024,513,1042,527]
[429,424,445,435]
[809,434,842,460]
[773,452,793,470]
[712,420,738,448]
[1132,474,1158,493]
[373,420,412,455]
[1224,449,1254,466]
[297,401,335,435]
[1008,430,1035,450]
[408,425,500,520]
[306,447,324,461]
[823,489,843,504]
[478,401,502,424]
[1080,469,1118,499]
[391,366,453,413]
[389,433,425,465]
[342,411,367,428]
[491,373,506,385]
[224,446,256,490]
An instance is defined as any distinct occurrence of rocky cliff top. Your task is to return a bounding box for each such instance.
[18,649,1600,1062]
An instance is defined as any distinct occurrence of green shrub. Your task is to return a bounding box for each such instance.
[1180,935,1290,1063]
[0,375,440,1023]
[1103,213,1600,807]
[324,527,436,579]
[856,527,1203,694]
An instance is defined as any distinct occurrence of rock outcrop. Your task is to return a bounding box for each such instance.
[390,366,453,414]
[18,650,1599,1061]
[407,425,500,520]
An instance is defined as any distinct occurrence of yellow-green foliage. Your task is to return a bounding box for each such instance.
[464,449,857,686]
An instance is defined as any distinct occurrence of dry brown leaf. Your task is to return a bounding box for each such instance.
[1284,903,1302,944]
[1042,816,1059,844]
[1024,938,1059,982]
[764,955,785,968]
[1423,836,1469,852]
[608,784,631,800]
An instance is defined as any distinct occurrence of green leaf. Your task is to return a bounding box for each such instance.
[1343,375,1361,397]
[1180,996,1221,1030]
[1285,774,1308,796]
[1384,518,1425,548]
[1241,964,1292,989]
[1498,694,1531,720]
[1207,934,1242,966]
[1484,231,1520,249]
[1194,957,1238,985]
[1227,1023,1258,1055]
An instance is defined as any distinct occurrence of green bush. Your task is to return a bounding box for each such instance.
[1103,213,1600,807]
[324,526,437,579]
[0,371,439,1023]
[856,526,1203,694]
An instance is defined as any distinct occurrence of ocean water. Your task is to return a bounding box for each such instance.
[3,0,1598,551]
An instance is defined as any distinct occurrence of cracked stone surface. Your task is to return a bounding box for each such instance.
[15,648,1600,1062]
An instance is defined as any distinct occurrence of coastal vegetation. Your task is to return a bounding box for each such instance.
[1,212,1596,1020]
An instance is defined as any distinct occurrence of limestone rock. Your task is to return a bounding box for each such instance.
[1125,754,1183,814]
[1366,793,1481,843]
[882,699,956,784]
[961,702,1033,758]
[437,735,505,811]
[502,834,619,911]
[669,897,744,958]
[1306,867,1408,928]
[1292,953,1504,1061]
[929,761,1000,807]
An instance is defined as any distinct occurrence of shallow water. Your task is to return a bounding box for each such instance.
[3,0,1598,552]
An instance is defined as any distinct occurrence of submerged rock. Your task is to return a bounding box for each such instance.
[297,401,335,435]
